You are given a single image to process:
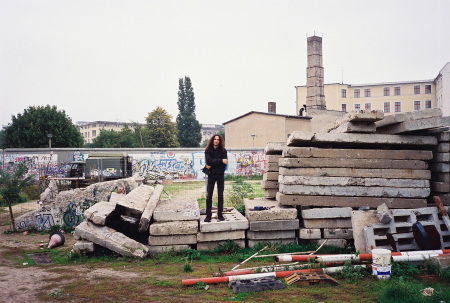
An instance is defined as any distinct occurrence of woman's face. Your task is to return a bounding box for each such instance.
[213,136,220,147]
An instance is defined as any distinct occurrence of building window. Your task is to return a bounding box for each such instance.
[414,85,420,94]
[414,101,421,110]
[92,130,97,137]
[342,104,347,112]
[364,88,371,97]
[365,103,371,110]
[395,102,401,112]
[394,87,401,96]
[354,89,360,98]
[425,100,431,109]
[425,85,431,94]
[384,102,390,113]
[341,89,347,98]
[384,87,390,96]
[354,104,360,110]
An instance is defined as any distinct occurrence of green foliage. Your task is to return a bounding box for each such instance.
[47,289,69,299]
[390,261,420,278]
[2,105,84,148]
[182,260,193,272]
[218,130,225,140]
[336,260,368,283]
[180,248,202,261]
[176,76,202,147]
[225,174,263,181]
[194,281,206,290]
[145,106,179,147]
[227,179,253,208]
[235,203,245,216]
[212,240,241,255]
[376,278,450,303]
[90,124,142,148]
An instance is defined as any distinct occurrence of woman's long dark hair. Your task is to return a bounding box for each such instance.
[205,134,225,152]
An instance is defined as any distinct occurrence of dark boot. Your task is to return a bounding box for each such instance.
[204,215,211,222]
[217,214,225,221]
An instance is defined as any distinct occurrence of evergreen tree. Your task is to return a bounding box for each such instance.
[145,107,179,147]
[176,76,202,147]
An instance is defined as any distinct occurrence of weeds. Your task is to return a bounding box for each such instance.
[390,261,420,278]
[227,180,253,208]
[183,260,193,273]
[336,260,367,283]
[194,281,207,290]
[48,289,69,299]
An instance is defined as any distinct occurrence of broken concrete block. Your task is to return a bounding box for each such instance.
[197,230,245,242]
[152,198,200,222]
[139,184,164,232]
[302,207,352,219]
[323,228,353,239]
[351,210,381,254]
[148,234,197,246]
[264,142,286,155]
[74,221,149,258]
[375,108,442,128]
[197,239,245,251]
[73,240,95,254]
[299,228,321,240]
[244,198,297,221]
[199,208,248,232]
[149,220,198,236]
[329,121,377,133]
[84,201,116,226]
[40,179,58,203]
[109,192,125,204]
[246,230,296,240]
[249,219,299,231]
[377,116,450,134]
[376,203,393,224]
[116,185,154,217]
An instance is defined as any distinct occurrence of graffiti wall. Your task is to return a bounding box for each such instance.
[2,148,266,180]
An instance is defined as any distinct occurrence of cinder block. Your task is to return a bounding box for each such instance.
[197,239,245,251]
[197,230,245,242]
[302,207,352,219]
[246,230,295,240]
[299,228,321,240]
[249,219,299,231]
[199,208,249,232]
[73,240,95,254]
[323,228,353,239]
[153,198,200,222]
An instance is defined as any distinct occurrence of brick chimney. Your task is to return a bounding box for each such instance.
[268,102,276,114]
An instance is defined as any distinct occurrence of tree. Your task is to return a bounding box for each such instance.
[91,124,140,148]
[176,76,202,147]
[2,105,84,148]
[218,130,225,141]
[0,164,33,230]
[145,107,179,147]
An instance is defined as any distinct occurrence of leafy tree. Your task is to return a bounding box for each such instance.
[145,107,179,147]
[218,130,225,141]
[2,105,84,148]
[0,164,33,230]
[91,124,140,148]
[176,76,202,147]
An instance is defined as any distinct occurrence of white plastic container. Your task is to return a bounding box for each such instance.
[372,248,391,266]
[372,264,391,279]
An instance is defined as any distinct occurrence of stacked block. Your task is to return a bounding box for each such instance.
[244,198,298,248]
[197,208,248,251]
[430,131,450,206]
[262,142,285,198]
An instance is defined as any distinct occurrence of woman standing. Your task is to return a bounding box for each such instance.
[204,134,228,222]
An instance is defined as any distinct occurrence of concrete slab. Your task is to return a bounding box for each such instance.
[435,131,450,142]
[148,234,197,246]
[277,193,427,208]
[433,152,450,162]
[282,147,433,160]
[73,240,95,254]
[197,230,245,242]
[375,108,442,128]
[244,198,297,221]
[279,167,431,179]
[430,163,450,173]
[351,210,380,254]
[264,142,286,155]
[149,220,198,236]
[303,218,352,229]
[265,162,279,172]
[197,239,245,251]
[249,219,299,231]
[266,155,282,163]
[377,116,450,134]
[84,201,116,226]
[264,189,278,199]
[263,172,279,181]
[261,181,278,189]
[312,239,347,249]
[199,208,249,232]
[323,228,353,239]
[302,207,352,219]
[116,185,154,217]
[147,244,191,254]
[279,158,428,170]
[280,176,429,188]
[280,184,430,198]
[74,221,149,258]
[248,239,296,248]
[109,192,126,204]
[329,121,376,133]
[432,173,450,183]
[139,184,164,232]
[299,228,321,239]
[287,131,437,147]
[246,230,296,240]
[153,198,200,222]
[434,143,450,153]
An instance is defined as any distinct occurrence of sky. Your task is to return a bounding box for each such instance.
[1,0,449,128]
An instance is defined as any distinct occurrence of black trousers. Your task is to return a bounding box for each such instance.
[205,173,224,217]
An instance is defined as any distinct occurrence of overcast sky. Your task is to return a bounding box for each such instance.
[1,0,449,128]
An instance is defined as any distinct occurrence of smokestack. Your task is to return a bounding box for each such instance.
[268,102,276,114]
[306,35,326,110]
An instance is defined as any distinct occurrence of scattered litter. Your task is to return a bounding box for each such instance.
[22,262,28,265]
[420,287,434,296]
[23,231,28,236]
[285,272,339,286]
[228,277,285,294]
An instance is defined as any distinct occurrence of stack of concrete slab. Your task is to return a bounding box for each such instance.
[324,110,384,134]
[276,132,437,209]
[262,143,285,199]
[73,184,161,258]
[198,208,248,250]
[363,207,450,253]
[148,197,200,253]
[430,131,450,206]
[299,207,352,248]
[244,198,298,248]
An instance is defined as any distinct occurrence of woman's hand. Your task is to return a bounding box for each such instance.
[205,165,211,169]
[222,159,228,165]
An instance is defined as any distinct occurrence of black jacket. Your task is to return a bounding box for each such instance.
[205,147,228,176]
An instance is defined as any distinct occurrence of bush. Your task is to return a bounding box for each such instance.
[227,179,253,208]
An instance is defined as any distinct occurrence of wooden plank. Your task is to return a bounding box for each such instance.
[279,176,429,188]
[282,147,433,160]
[279,184,430,198]
[279,158,428,170]
[276,192,427,208]
[279,167,431,179]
